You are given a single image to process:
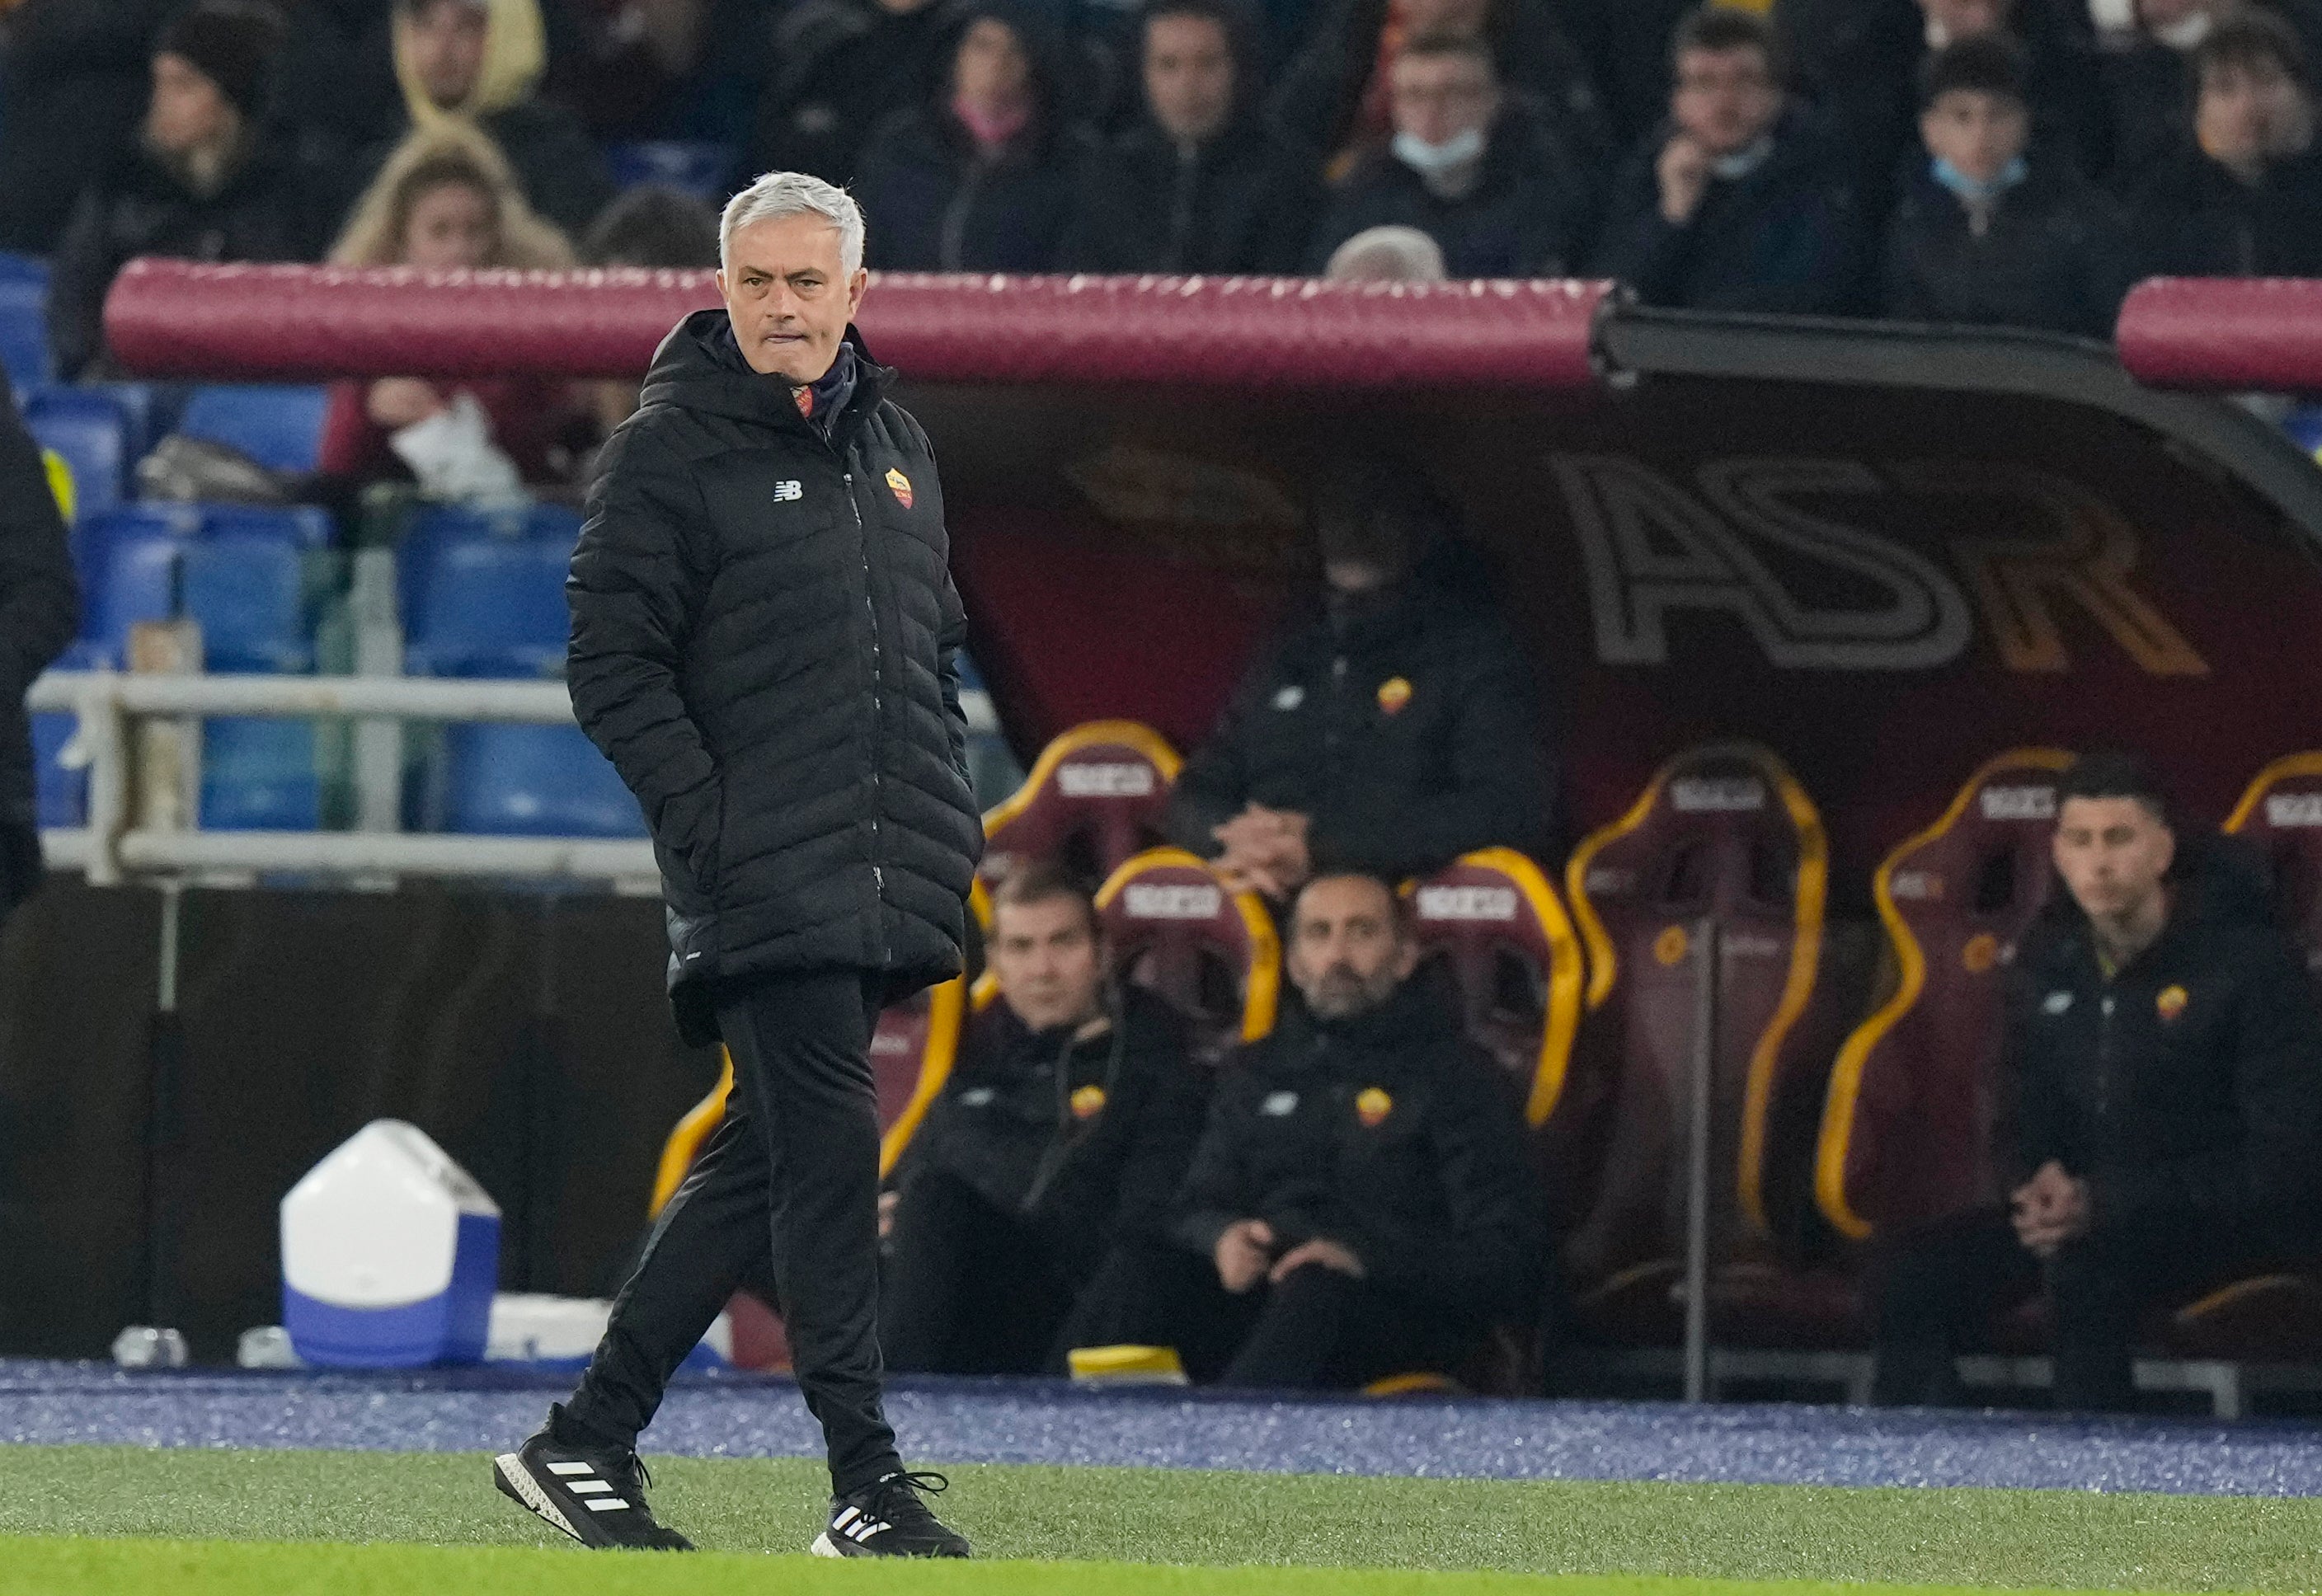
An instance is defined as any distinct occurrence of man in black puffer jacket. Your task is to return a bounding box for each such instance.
[1061,872,1544,1387]
[0,384,81,927]
[1874,749,2322,1411]
[1165,457,1551,901]
[881,863,1210,1374]
[496,173,980,1560]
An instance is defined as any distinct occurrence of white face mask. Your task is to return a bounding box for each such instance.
[1392,125,1486,176]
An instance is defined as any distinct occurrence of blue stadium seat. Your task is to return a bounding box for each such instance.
[176,384,332,475]
[441,723,644,838]
[606,141,734,200]
[0,276,51,392]
[74,504,199,667]
[201,501,333,549]
[200,717,321,831]
[0,254,47,287]
[24,387,129,521]
[31,713,84,829]
[181,536,313,674]
[85,382,162,460]
[402,503,581,678]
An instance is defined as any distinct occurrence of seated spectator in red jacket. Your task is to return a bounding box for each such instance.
[1061,0,1319,274]
[48,1,329,380]
[853,1,1083,270]
[878,863,1209,1376]
[1591,7,1865,314]
[2127,9,2322,275]
[1883,37,2133,337]
[1873,749,2322,1411]
[319,123,589,500]
[1304,33,1591,277]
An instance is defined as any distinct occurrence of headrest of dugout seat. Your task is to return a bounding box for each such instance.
[1403,848,1586,1127]
[1562,743,1827,1261]
[1815,749,2073,1243]
[647,976,967,1213]
[2225,753,2322,980]
[1091,847,1280,1063]
[980,721,1182,888]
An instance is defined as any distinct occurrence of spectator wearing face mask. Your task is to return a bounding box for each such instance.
[852,0,1084,269]
[1303,32,1589,276]
[1591,7,1866,313]
[1062,0,1318,273]
[1883,37,2134,336]
[2127,9,2322,275]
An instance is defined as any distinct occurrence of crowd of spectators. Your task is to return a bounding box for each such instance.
[9,0,2322,395]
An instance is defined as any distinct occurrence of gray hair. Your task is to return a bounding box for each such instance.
[719,171,866,276]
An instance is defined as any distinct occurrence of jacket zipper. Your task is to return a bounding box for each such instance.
[2094,986,2116,1137]
[843,466,891,961]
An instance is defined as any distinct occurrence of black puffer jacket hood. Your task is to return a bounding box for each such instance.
[570,308,983,1043]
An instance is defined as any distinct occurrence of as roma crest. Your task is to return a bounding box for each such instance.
[1355,1087,1393,1128]
[886,467,914,509]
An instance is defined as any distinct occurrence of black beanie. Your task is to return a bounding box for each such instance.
[156,1,287,119]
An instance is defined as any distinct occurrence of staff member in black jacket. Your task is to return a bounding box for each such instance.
[1873,749,2322,1411]
[1164,458,1550,901]
[495,171,980,1559]
[1,384,80,927]
[881,862,1210,1373]
[1065,872,1544,1387]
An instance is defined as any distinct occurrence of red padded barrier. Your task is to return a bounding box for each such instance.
[103,260,1615,387]
[2117,277,2322,393]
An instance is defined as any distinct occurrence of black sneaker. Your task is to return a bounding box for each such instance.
[492,1405,694,1551]
[811,1470,970,1558]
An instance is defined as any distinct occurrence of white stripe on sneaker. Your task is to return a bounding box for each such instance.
[568,1481,612,1495]
[584,1498,632,1512]
[546,1462,595,1476]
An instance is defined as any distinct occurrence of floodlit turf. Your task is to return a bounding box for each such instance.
[0,1446,2318,1592]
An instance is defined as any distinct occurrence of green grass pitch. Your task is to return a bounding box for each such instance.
[0,1445,2315,1594]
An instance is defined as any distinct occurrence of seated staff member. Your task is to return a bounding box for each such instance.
[1873,749,2322,1411]
[880,861,1210,1374]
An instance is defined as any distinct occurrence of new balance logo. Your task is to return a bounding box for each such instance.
[773,481,803,502]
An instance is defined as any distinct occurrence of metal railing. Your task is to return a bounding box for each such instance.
[27,669,659,890]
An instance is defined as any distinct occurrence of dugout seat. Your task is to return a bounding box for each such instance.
[1090,847,1280,1063]
[1562,743,1866,1346]
[979,721,1182,889]
[2225,753,2322,980]
[1815,750,2073,1244]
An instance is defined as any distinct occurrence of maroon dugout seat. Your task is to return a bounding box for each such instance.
[980,721,1182,889]
[1816,750,2073,1244]
[1562,744,1866,1345]
[1091,847,1279,1063]
[2225,753,2322,981]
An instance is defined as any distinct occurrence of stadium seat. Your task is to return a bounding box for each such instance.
[1089,847,1280,1063]
[0,275,49,391]
[1406,847,1586,1129]
[200,717,322,831]
[980,720,1182,887]
[606,140,734,199]
[24,387,129,521]
[74,504,200,667]
[2224,753,2322,979]
[31,713,84,829]
[181,530,316,674]
[1813,750,2072,1245]
[176,384,332,475]
[439,724,645,838]
[402,503,582,678]
[1562,743,1863,1346]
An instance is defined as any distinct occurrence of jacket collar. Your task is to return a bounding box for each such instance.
[639,308,895,447]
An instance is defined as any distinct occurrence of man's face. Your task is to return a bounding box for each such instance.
[2052,796,2174,923]
[147,52,234,157]
[1390,49,1497,148]
[2199,56,2314,165]
[1145,13,1236,144]
[1920,0,2013,38]
[403,178,496,270]
[716,213,868,383]
[1920,88,2028,181]
[955,16,1031,110]
[990,894,1107,1032]
[408,0,489,109]
[1672,45,1781,157]
[1288,876,1418,1021]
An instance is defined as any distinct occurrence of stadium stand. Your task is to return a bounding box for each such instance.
[604,142,735,202]
[1089,846,1281,1065]
[175,384,333,476]
[23,387,129,521]
[0,260,49,391]
[978,720,1182,889]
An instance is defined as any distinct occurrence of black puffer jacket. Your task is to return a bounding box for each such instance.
[1173,973,1544,1317]
[568,312,983,1041]
[2006,837,2322,1241]
[1165,561,1551,880]
[900,983,1209,1280]
[1881,161,2135,340]
[0,383,79,913]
